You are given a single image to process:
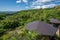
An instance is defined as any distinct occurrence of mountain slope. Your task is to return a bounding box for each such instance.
[0,6,60,40]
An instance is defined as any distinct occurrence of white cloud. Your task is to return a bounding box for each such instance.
[41,4,56,8]
[31,6,41,9]
[36,0,52,2]
[30,0,56,9]
[16,0,58,9]
[23,0,28,3]
[16,0,28,3]
[25,6,29,8]
[16,0,21,3]
[32,0,52,6]
[35,6,41,9]
[30,4,56,9]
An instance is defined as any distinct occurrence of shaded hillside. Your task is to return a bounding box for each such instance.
[0,6,60,40]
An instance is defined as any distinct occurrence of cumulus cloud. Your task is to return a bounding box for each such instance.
[30,0,57,9]
[30,4,56,9]
[16,0,28,3]
[36,0,52,2]
[23,0,28,3]
[30,6,41,9]
[16,0,60,9]
[32,0,52,6]
[16,0,21,3]
[41,4,56,8]
[34,6,41,9]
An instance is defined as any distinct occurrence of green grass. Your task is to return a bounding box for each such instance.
[0,6,60,40]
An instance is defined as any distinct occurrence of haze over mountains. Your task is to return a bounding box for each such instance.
[0,11,17,14]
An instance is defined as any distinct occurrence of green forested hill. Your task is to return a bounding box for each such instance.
[0,6,60,40]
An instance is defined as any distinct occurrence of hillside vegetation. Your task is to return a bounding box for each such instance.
[0,6,60,40]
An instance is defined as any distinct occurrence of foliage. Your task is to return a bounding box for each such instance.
[0,6,60,40]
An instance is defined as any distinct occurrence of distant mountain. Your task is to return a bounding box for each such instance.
[0,11,17,14]
[0,6,60,40]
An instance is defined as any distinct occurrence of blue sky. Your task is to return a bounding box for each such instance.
[0,0,60,11]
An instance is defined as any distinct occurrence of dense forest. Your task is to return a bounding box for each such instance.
[0,6,60,40]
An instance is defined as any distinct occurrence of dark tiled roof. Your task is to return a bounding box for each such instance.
[26,21,57,36]
[49,18,60,24]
